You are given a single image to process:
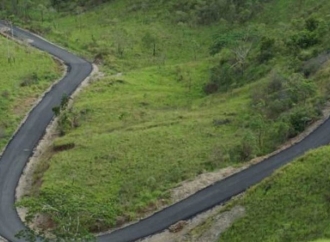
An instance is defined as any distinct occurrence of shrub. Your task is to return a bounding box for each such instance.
[287,105,319,136]
[204,82,219,94]
[53,141,75,152]
[208,62,238,93]
[20,72,39,87]
[258,37,276,63]
[305,17,320,32]
[230,131,258,162]
[289,30,319,49]
[210,30,251,55]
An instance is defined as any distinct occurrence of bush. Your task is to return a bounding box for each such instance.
[20,72,39,87]
[208,63,238,92]
[252,71,318,119]
[210,30,255,55]
[289,30,319,49]
[287,105,319,136]
[204,82,219,94]
[230,131,258,162]
[258,37,276,63]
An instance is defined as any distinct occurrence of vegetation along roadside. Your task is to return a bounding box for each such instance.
[1,0,330,240]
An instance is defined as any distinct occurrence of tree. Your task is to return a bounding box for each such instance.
[113,28,129,57]
[249,114,267,149]
[52,94,72,136]
[37,4,48,23]
[231,43,252,74]
[142,32,158,57]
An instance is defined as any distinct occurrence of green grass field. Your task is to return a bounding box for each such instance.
[0,35,60,150]
[12,0,330,237]
[16,0,262,232]
[38,65,251,226]
[217,146,330,242]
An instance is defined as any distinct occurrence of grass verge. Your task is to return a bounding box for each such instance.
[0,35,61,150]
[216,146,330,242]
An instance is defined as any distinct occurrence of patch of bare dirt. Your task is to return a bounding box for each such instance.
[138,205,245,242]
[171,167,248,204]
[0,236,7,242]
[181,206,245,242]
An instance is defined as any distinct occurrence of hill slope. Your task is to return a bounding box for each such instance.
[217,145,330,242]
[9,0,330,238]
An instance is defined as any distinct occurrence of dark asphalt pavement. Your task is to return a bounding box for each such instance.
[0,23,329,242]
[0,21,92,241]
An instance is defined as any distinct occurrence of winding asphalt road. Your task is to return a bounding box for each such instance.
[1,23,330,242]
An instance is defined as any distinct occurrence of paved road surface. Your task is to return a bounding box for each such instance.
[0,21,92,241]
[0,22,330,242]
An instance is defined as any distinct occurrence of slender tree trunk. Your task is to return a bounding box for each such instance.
[12,0,18,15]
[153,42,156,56]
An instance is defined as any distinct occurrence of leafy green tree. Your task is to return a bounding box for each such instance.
[142,32,158,57]
[258,37,276,63]
[231,130,258,162]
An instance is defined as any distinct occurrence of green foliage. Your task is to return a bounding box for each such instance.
[20,72,39,87]
[207,11,330,94]
[141,32,158,57]
[24,65,247,231]
[209,62,237,93]
[286,104,320,136]
[210,29,258,56]
[258,37,276,63]
[230,130,259,162]
[286,16,328,56]
[305,17,320,32]
[288,30,319,50]
[16,185,96,241]
[251,71,321,142]
[252,72,318,118]
[170,0,264,25]
[10,0,330,236]
[52,94,77,136]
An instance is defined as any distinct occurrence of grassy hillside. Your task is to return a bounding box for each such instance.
[0,35,60,150]
[216,145,330,242]
[11,0,330,238]
[18,3,252,233]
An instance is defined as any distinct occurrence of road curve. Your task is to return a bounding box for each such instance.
[1,24,330,242]
[0,22,93,241]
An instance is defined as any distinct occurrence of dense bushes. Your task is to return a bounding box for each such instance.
[170,0,265,25]
[0,0,114,22]
[207,15,328,93]
[201,14,330,161]
[211,62,325,163]
[50,0,115,11]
